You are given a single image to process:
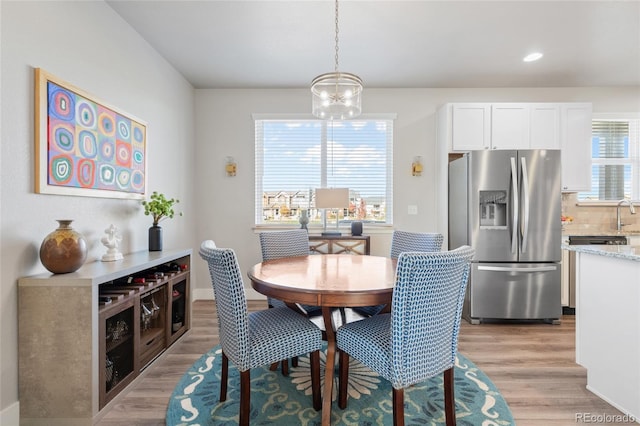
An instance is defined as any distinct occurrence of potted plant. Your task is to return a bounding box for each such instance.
[141,191,182,251]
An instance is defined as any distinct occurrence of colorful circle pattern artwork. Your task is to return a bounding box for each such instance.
[49,154,74,185]
[45,81,145,194]
[48,85,75,122]
[77,159,96,188]
[76,100,97,129]
[99,164,116,186]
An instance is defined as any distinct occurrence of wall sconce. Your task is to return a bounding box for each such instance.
[225,157,237,177]
[412,156,423,177]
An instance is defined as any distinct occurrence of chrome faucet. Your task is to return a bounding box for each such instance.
[616,199,636,231]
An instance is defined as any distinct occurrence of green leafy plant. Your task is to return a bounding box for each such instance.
[142,192,182,226]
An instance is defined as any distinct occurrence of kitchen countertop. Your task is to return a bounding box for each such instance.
[562,244,640,262]
[562,229,640,236]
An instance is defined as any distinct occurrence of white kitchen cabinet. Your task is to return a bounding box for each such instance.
[530,103,561,149]
[449,103,563,152]
[560,103,592,192]
[451,103,491,151]
[442,102,591,191]
[491,104,530,150]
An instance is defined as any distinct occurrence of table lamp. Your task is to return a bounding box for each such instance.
[316,188,349,236]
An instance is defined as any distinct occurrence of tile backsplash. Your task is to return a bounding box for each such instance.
[561,193,640,234]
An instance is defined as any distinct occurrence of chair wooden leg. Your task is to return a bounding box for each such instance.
[392,387,405,426]
[443,367,456,426]
[220,351,229,402]
[292,356,299,367]
[239,369,251,426]
[338,349,349,409]
[281,359,289,376]
[269,362,278,371]
[310,350,322,411]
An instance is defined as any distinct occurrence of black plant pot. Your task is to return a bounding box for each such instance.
[149,225,163,251]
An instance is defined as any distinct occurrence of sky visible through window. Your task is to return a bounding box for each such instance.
[262,120,387,198]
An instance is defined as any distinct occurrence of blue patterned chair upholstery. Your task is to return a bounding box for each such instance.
[199,240,322,426]
[258,229,321,316]
[336,246,474,426]
[258,229,324,375]
[354,230,444,317]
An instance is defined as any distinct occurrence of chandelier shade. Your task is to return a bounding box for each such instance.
[311,0,363,120]
[311,72,363,120]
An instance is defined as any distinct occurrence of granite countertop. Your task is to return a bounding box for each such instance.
[562,244,640,262]
[562,230,640,236]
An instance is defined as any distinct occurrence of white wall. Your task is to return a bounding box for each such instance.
[193,86,640,300]
[0,1,196,422]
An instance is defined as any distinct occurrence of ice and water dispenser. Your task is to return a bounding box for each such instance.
[479,190,507,227]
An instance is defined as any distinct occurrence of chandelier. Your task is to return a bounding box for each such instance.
[311,0,363,120]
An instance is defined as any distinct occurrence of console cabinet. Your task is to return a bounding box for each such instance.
[18,249,191,425]
[309,235,370,255]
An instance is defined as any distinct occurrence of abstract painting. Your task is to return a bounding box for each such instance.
[34,68,147,199]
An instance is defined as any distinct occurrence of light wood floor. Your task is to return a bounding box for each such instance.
[97,300,628,426]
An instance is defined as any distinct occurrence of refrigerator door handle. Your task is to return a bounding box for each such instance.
[510,157,518,254]
[478,265,558,272]
[520,156,530,253]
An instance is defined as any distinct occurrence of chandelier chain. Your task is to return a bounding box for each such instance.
[334,0,339,73]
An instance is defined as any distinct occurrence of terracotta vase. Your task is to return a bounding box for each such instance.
[149,225,163,251]
[39,220,88,274]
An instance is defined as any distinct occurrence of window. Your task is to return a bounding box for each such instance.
[254,115,394,227]
[578,118,640,201]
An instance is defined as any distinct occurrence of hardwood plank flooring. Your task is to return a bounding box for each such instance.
[97,300,629,425]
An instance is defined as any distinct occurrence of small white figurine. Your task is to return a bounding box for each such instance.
[101,224,123,261]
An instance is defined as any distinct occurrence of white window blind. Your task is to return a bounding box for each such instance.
[579,119,640,201]
[254,116,394,227]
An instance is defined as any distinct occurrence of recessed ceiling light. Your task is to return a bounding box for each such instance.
[523,52,543,62]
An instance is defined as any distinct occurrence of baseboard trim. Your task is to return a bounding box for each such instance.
[1,400,19,426]
[192,287,266,301]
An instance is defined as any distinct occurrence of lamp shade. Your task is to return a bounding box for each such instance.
[315,188,349,209]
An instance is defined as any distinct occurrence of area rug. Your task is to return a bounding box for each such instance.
[166,345,514,425]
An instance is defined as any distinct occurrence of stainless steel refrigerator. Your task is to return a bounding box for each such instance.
[449,149,562,324]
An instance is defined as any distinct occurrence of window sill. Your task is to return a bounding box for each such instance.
[252,224,394,235]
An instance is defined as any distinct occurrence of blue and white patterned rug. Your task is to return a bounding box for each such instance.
[166,345,514,425]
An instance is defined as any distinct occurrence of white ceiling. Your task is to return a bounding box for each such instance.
[106,0,640,89]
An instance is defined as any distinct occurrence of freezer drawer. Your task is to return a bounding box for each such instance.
[466,262,561,322]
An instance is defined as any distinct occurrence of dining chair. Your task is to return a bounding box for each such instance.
[199,240,322,426]
[353,230,444,317]
[258,229,322,316]
[336,246,475,426]
[259,229,326,374]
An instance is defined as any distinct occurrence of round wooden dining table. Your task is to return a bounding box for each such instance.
[248,254,397,426]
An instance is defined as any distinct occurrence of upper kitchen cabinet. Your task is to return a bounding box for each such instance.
[560,103,592,192]
[444,103,562,151]
[491,103,531,149]
[492,103,561,150]
[439,102,591,191]
[530,104,561,149]
[451,103,491,151]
